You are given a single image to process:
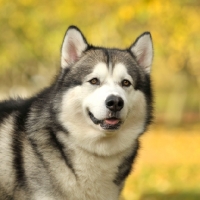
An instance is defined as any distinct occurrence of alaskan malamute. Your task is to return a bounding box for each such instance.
[0,26,153,200]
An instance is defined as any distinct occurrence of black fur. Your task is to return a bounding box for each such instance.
[12,127,26,191]
[48,127,75,175]
[0,98,33,124]
[114,139,139,186]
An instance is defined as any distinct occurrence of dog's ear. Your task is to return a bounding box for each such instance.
[61,26,88,68]
[130,32,153,74]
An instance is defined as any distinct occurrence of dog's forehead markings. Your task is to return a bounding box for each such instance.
[108,62,112,74]
[92,62,108,76]
[91,61,133,85]
[114,63,126,72]
[113,63,128,78]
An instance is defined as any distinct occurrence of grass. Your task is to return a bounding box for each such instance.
[121,125,200,200]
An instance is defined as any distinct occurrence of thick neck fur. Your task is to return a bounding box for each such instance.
[21,83,138,199]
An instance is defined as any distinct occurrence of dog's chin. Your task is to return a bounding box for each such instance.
[88,111,122,132]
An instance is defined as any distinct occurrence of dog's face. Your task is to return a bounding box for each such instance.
[83,61,131,132]
[57,26,153,155]
[81,52,141,133]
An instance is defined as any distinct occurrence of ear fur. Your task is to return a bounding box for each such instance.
[130,32,153,73]
[61,26,88,68]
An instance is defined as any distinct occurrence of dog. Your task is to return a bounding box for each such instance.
[0,26,153,200]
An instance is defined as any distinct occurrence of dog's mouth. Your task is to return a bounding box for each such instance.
[88,111,122,130]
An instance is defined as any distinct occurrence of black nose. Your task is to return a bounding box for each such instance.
[105,95,124,112]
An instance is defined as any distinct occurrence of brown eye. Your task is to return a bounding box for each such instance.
[89,78,100,85]
[122,79,131,87]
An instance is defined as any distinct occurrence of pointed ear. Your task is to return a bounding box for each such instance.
[61,26,88,68]
[130,32,153,74]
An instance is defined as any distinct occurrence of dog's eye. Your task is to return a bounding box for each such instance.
[89,78,100,85]
[122,79,131,87]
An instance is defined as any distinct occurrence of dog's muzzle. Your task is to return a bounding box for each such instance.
[88,111,122,130]
[88,95,124,131]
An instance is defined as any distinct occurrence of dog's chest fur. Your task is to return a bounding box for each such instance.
[69,149,123,199]
[45,137,133,200]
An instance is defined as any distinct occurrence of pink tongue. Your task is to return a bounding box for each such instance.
[105,119,120,125]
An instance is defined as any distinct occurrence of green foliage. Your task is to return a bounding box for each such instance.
[0,0,199,124]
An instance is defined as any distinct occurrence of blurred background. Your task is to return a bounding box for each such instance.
[0,0,199,199]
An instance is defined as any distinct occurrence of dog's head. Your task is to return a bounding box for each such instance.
[57,26,153,155]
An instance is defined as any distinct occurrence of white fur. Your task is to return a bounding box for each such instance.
[130,33,153,73]
[57,62,147,199]
[48,130,130,200]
